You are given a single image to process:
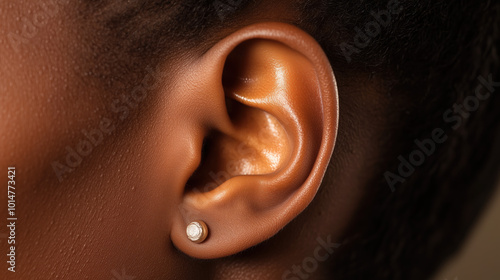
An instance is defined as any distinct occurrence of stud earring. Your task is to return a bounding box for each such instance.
[186,220,208,243]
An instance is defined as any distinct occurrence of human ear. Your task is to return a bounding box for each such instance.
[169,22,338,259]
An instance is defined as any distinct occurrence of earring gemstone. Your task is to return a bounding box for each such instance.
[186,220,208,243]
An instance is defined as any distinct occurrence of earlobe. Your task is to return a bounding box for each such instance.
[170,22,338,259]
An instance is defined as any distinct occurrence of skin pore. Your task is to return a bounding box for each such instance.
[0,1,424,279]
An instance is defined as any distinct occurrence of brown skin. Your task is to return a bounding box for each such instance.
[0,1,385,279]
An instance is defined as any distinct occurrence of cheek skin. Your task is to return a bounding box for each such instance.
[0,2,197,279]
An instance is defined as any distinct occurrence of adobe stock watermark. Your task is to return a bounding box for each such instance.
[213,0,243,21]
[111,267,135,280]
[282,235,341,280]
[385,74,500,191]
[51,65,165,182]
[339,0,403,63]
[8,0,69,53]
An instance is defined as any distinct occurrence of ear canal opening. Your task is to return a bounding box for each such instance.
[185,130,219,194]
[184,105,291,195]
